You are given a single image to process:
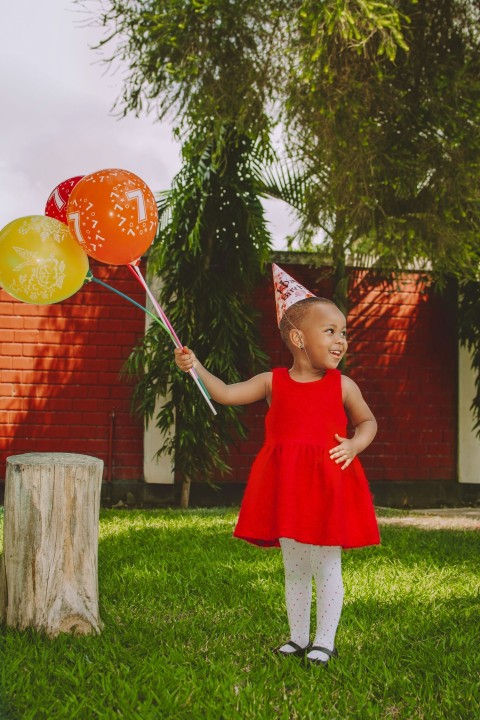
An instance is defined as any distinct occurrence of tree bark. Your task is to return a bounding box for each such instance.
[331,225,349,317]
[0,452,104,637]
[180,476,191,509]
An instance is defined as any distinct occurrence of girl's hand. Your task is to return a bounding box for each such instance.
[174,346,196,373]
[329,434,357,470]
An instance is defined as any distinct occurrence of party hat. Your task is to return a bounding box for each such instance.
[272,263,316,326]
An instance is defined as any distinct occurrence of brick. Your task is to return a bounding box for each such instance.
[0,331,16,343]
[42,425,74,439]
[432,467,455,481]
[0,300,16,314]
[13,357,39,371]
[0,371,18,383]
[1,343,22,356]
[383,468,412,481]
[115,467,142,481]
[112,431,143,446]
[20,318,42,330]
[14,304,46,317]
[0,385,14,397]
[0,397,24,411]
[0,317,24,330]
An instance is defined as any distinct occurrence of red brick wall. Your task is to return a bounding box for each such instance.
[1,260,457,487]
[0,262,145,482]
[218,263,457,485]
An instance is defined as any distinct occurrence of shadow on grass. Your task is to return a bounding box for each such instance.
[345,523,480,570]
[96,515,284,644]
[0,699,16,720]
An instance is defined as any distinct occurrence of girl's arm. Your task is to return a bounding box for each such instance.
[174,347,272,406]
[329,375,378,469]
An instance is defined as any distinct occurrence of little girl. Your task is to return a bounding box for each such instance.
[174,263,380,666]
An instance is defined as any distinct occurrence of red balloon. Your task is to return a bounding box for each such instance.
[67,168,158,265]
[45,176,84,225]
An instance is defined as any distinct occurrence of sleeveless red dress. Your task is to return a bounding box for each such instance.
[233,368,380,549]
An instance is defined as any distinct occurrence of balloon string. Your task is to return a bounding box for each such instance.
[86,273,177,345]
[127,265,182,347]
[127,264,217,416]
[128,263,216,413]
[128,265,212,399]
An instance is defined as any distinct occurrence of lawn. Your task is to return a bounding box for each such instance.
[0,507,479,720]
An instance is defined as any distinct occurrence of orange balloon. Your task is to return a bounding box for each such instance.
[67,168,158,265]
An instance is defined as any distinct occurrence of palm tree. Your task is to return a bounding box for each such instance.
[126,125,272,506]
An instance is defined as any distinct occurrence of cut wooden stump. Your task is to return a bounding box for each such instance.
[0,452,104,637]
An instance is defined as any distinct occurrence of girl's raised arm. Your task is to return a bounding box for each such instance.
[174,347,272,406]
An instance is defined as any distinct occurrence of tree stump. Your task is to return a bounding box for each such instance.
[0,452,104,637]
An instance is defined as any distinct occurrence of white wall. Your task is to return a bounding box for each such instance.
[143,273,175,485]
[144,400,175,485]
[458,345,480,484]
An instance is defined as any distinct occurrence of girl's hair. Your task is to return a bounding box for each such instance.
[279,297,336,346]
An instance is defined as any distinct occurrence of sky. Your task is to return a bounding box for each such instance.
[0,1,292,248]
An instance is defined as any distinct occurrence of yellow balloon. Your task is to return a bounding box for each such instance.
[0,215,89,305]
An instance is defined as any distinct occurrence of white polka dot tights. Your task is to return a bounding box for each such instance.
[279,538,344,662]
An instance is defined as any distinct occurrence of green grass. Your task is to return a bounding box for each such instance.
[0,507,479,720]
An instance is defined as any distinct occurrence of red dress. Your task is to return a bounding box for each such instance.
[233,368,380,549]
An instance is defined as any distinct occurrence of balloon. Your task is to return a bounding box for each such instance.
[0,216,89,305]
[45,175,84,224]
[67,168,158,265]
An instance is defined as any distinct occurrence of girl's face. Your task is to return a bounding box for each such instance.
[296,303,348,370]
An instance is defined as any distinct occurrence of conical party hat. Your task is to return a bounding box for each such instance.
[272,263,316,326]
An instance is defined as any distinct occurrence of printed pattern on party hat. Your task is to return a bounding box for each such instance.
[272,263,315,326]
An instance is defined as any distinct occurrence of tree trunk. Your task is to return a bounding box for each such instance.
[180,476,191,509]
[0,452,104,637]
[332,231,348,317]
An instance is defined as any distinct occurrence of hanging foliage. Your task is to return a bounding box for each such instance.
[284,0,480,282]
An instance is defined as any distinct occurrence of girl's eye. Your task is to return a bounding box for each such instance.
[324,328,347,337]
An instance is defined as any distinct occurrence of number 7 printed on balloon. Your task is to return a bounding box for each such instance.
[126,189,146,223]
[68,211,85,246]
[51,188,65,213]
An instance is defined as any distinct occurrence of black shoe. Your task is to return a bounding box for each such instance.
[306,646,338,666]
[273,640,310,657]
